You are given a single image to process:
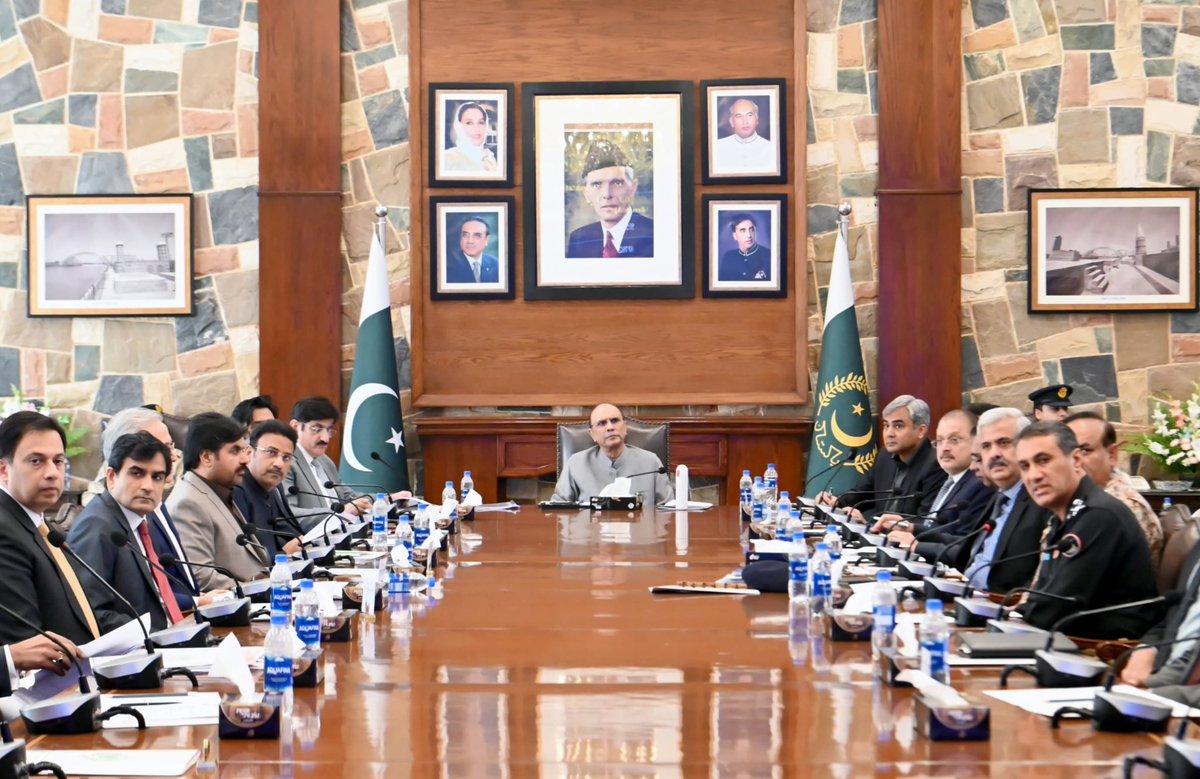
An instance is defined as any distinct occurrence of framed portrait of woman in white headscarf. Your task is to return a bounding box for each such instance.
[429,83,514,187]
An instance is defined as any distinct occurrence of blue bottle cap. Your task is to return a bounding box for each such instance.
[274,554,288,565]
[815,543,829,552]
[877,570,892,582]
[927,599,944,612]
[464,470,472,476]
[299,579,313,590]
[376,492,387,501]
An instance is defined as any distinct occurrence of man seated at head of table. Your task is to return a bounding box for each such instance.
[870,408,994,545]
[930,407,1050,595]
[551,403,674,505]
[1015,421,1159,640]
[815,394,947,521]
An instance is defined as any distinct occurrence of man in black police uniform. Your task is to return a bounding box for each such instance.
[1029,383,1073,422]
[1016,421,1158,640]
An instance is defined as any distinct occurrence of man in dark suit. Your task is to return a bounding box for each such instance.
[718,212,771,282]
[1121,538,1200,691]
[69,432,183,633]
[2,633,86,696]
[0,411,101,645]
[566,140,654,258]
[444,217,500,284]
[955,408,1050,594]
[816,394,947,520]
[1018,422,1159,640]
[234,420,302,559]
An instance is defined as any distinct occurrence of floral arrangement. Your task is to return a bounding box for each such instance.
[1127,388,1200,475]
[1,386,89,459]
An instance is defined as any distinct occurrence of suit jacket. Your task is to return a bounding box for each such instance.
[147,504,199,612]
[1024,477,1160,640]
[910,472,995,561]
[838,439,947,519]
[953,485,1048,594]
[1141,539,1200,671]
[445,251,499,284]
[284,451,354,531]
[0,649,11,697]
[0,491,97,646]
[234,476,299,560]
[67,491,170,633]
[167,471,270,590]
[566,212,654,258]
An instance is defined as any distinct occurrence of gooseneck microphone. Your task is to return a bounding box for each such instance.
[1045,591,1183,652]
[0,600,87,691]
[238,526,308,559]
[806,446,859,500]
[960,539,1073,597]
[156,554,246,600]
[287,485,347,513]
[995,588,1082,621]
[931,520,994,571]
[852,490,925,513]
[106,530,194,602]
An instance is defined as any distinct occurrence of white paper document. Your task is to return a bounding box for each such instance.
[656,500,713,511]
[87,613,153,657]
[26,749,200,777]
[159,646,263,673]
[984,685,1200,718]
[100,692,221,728]
[475,500,520,512]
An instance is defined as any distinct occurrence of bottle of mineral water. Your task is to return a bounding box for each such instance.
[871,570,897,661]
[778,491,793,527]
[263,613,294,714]
[739,470,753,522]
[460,470,474,501]
[823,528,843,562]
[294,579,321,649]
[441,480,456,505]
[751,477,766,525]
[270,553,292,621]
[810,543,833,618]
[920,599,951,684]
[787,533,810,606]
[391,515,414,594]
[763,463,779,501]
[785,509,805,547]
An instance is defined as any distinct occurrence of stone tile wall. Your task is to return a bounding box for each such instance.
[958,0,1200,432]
[0,0,260,477]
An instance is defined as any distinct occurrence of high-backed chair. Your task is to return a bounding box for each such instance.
[1158,509,1200,595]
[556,418,670,476]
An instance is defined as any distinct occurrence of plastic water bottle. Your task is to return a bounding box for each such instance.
[1162,497,1174,518]
[460,470,474,501]
[263,613,294,714]
[393,514,414,564]
[413,506,430,560]
[810,543,832,618]
[739,470,753,522]
[823,528,843,562]
[778,491,792,523]
[787,532,810,605]
[751,477,766,525]
[389,534,412,595]
[871,570,898,660]
[371,492,389,554]
[270,553,292,620]
[764,489,779,532]
[764,463,779,501]
[785,509,805,547]
[441,480,456,505]
[294,579,320,648]
[919,599,951,684]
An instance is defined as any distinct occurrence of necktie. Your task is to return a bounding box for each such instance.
[970,493,1010,559]
[471,260,481,283]
[602,232,618,258]
[929,477,955,514]
[37,523,101,639]
[136,520,185,624]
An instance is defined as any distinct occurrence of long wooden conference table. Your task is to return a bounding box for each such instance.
[19,506,1180,776]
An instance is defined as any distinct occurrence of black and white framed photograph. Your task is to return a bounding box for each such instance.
[701,79,787,184]
[703,194,787,298]
[522,80,694,300]
[430,195,515,300]
[26,194,193,317]
[1028,187,1198,312]
[428,83,514,187]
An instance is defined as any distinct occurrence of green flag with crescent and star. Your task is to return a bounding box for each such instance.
[338,228,411,493]
[804,228,876,498]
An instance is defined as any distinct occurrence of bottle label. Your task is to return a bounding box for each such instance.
[740,487,751,507]
[920,640,947,678]
[373,518,387,535]
[414,528,429,548]
[788,560,808,583]
[752,504,763,521]
[296,617,320,646]
[766,476,777,489]
[264,656,293,691]
[271,586,292,614]
[873,604,896,634]
[813,572,832,599]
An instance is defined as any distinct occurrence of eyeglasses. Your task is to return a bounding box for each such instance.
[254,446,295,464]
[934,436,967,447]
[591,416,623,429]
[305,424,337,436]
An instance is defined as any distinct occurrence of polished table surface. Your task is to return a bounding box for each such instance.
[21,506,1178,776]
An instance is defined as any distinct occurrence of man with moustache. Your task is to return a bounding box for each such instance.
[284,397,371,529]
[169,413,270,589]
[713,97,778,173]
[552,403,673,504]
[234,420,303,559]
[444,216,500,284]
[68,433,184,632]
[566,141,654,259]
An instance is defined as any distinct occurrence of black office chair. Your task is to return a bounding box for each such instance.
[555,418,670,476]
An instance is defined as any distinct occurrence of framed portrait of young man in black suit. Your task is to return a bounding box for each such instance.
[429,196,515,301]
[703,194,788,298]
[523,81,695,300]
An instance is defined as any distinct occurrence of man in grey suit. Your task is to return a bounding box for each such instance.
[168,413,270,589]
[284,397,370,529]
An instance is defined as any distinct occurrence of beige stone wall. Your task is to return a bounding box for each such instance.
[959,0,1200,430]
[0,0,260,476]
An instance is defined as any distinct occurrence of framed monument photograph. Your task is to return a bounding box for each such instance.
[429,195,515,301]
[26,194,193,317]
[701,79,787,184]
[703,194,787,298]
[1027,187,1198,313]
[522,81,695,300]
[428,83,514,187]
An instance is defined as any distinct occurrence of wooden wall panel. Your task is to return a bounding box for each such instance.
[258,0,343,425]
[876,0,963,422]
[412,0,808,408]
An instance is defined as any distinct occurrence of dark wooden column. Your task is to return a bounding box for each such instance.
[257,0,343,421]
[876,0,963,420]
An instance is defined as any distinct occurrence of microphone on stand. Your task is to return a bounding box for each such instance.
[286,486,346,513]
[106,531,211,649]
[239,526,308,559]
[156,555,246,600]
[805,446,859,506]
[368,451,411,488]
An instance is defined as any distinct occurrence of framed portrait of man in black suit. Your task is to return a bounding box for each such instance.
[430,196,515,301]
[702,194,787,298]
[523,81,695,301]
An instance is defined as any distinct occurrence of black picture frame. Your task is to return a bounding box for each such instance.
[522,80,695,300]
[702,194,788,298]
[429,195,516,301]
[428,82,515,188]
[700,78,788,185]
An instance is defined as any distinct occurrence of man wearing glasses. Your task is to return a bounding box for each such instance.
[284,397,372,527]
[551,403,673,504]
[169,412,270,589]
[234,420,302,559]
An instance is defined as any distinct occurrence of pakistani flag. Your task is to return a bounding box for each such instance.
[339,229,410,493]
[804,229,876,498]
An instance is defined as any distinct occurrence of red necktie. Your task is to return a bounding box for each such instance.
[137,519,185,624]
[602,232,618,258]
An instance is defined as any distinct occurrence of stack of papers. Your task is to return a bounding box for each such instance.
[25,749,200,776]
[984,685,1200,718]
[100,693,221,729]
[159,646,264,673]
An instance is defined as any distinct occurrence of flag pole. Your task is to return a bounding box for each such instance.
[838,201,851,246]
[374,205,388,247]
